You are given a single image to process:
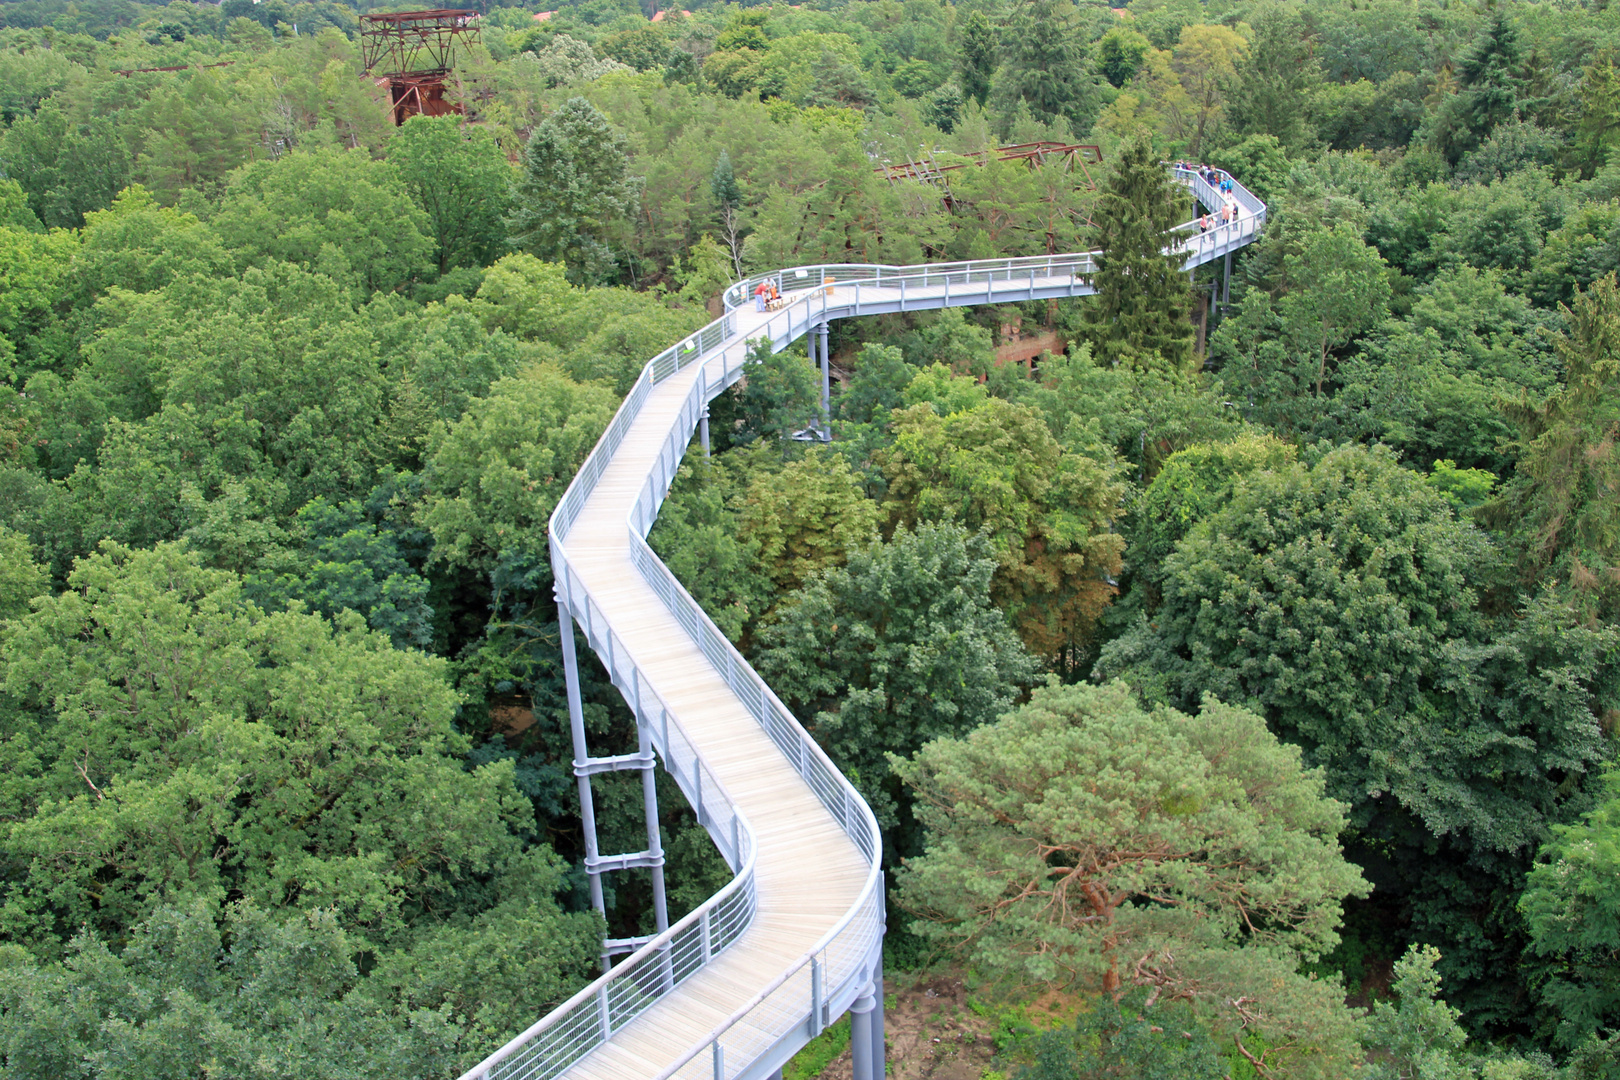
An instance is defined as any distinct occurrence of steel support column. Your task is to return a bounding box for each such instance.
[850,979,878,1080]
[638,722,669,938]
[871,884,886,1071]
[1222,251,1233,308]
[559,602,608,969]
[816,322,831,438]
[699,405,711,457]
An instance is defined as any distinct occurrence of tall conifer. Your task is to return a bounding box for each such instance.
[1076,137,1193,372]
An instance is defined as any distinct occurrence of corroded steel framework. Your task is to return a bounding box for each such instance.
[876,141,1104,187]
[358,8,480,125]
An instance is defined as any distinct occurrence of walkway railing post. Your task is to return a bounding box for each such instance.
[699,364,711,456]
[809,957,824,1037]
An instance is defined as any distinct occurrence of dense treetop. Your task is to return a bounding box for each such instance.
[3,0,1620,1074]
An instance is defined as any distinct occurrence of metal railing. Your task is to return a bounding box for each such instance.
[459,166,1266,1080]
[722,168,1264,312]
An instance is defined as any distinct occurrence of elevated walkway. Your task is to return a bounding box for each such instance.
[461,166,1262,1080]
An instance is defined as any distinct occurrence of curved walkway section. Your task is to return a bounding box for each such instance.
[460,166,1262,1080]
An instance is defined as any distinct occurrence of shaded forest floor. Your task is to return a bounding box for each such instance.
[791,970,1081,1080]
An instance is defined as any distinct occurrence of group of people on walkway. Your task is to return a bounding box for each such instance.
[1178,162,1243,238]
[753,277,782,311]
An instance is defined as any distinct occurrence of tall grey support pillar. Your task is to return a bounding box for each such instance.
[637,722,669,938]
[849,979,878,1080]
[816,322,831,437]
[1222,251,1233,308]
[559,602,609,970]
[869,954,886,1073]
[699,361,711,457]
[870,880,886,1072]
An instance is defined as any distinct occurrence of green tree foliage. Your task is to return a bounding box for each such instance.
[246,496,434,652]
[1522,768,1620,1050]
[724,338,821,448]
[1572,52,1620,179]
[991,0,1101,133]
[1022,987,1226,1080]
[599,25,670,72]
[0,542,599,995]
[1124,433,1295,607]
[893,681,1368,1078]
[1427,12,1526,166]
[389,116,514,276]
[50,265,392,553]
[0,104,130,229]
[1361,945,1475,1080]
[1099,444,1612,857]
[0,526,47,621]
[1213,222,1392,435]
[757,522,1036,829]
[877,397,1126,664]
[646,453,775,644]
[1098,443,1618,1024]
[710,149,741,211]
[956,10,996,108]
[1226,5,1319,151]
[0,221,76,377]
[737,446,884,593]
[1483,274,1620,622]
[0,900,467,1080]
[1097,26,1152,89]
[420,367,616,577]
[209,148,435,300]
[1075,137,1193,372]
[507,96,643,284]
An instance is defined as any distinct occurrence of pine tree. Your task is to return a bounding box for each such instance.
[1075,137,1193,372]
[1430,12,1525,164]
[506,96,642,284]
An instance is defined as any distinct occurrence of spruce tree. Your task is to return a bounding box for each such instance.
[993,0,1097,131]
[957,11,996,108]
[1075,137,1193,372]
[506,96,642,284]
[710,150,740,210]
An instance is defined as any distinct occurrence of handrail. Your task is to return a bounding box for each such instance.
[721,168,1261,311]
[459,166,1265,1080]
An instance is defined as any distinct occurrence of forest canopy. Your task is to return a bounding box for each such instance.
[2,0,1620,1075]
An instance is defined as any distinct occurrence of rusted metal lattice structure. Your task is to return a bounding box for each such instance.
[878,142,1105,254]
[877,141,1103,189]
[358,9,481,126]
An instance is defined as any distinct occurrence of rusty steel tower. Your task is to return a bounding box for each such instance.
[358,9,481,126]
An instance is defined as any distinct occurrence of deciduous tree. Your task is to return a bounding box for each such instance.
[757,522,1036,831]
[389,115,514,275]
[877,398,1126,665]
